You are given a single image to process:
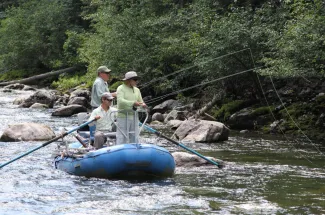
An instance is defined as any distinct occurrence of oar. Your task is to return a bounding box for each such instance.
[140,123,224,168]
[0,118,97,169]
[73,133,88,148]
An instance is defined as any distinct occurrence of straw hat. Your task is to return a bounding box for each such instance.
[122,71,138,80]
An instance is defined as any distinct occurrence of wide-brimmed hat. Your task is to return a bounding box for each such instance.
[97,66,111,74]
[101,92,114,100]
[122,71,138,81]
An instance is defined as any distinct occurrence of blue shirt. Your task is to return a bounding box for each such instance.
[90,77,109,108]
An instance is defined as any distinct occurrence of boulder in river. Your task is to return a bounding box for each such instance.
[69,89,90,100]
[174,119,229,143]
[152,99,180,114]
[19,90,56,108]
[0,123,55,142]
[51,104,87,117]
[67,96,88,107]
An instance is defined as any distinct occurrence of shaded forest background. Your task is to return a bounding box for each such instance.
[0,0,325,139]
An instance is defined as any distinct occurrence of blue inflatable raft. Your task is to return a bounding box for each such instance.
[54,143,175,179]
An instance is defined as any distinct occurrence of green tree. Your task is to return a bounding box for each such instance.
[260,0,325,77]
[0,0,83,75]
[79,0,195,92]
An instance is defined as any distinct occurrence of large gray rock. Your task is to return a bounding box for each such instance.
[227,108,272,130]
[152,99,180,114]
[164,110,187,123]
[174,119,229,142]
[152,112,164,122]
[19,90,56,108]
[67,96,88,107]
[70,89,90,100]
[51,105,87,117]
[167,119,183,129]
[0,123,55,142]
[172,152,224,167]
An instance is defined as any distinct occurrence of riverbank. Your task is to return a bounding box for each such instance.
[2,74,325,145]
[204,76,325,143]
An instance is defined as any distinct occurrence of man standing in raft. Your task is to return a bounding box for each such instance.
[116,71,146,145]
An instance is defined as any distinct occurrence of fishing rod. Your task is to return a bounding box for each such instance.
[140,122,224,168]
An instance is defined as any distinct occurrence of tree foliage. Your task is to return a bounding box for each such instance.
[0,0,87,74]
[0,0,324,92]
[260,0,325,77]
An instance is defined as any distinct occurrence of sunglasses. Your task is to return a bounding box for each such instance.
[103,98,113,101]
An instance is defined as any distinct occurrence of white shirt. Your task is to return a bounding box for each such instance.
[89,106,117,131]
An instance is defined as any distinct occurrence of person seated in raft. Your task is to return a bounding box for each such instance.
[89,92,117,149]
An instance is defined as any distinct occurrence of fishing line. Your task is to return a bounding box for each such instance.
[139,48,252,90]
[269,75,325,156]
[145,67,262,105]
[255,73,317,166]
[248,49,321,166]
[139,46,320,165]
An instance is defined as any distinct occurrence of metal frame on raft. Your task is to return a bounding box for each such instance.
[110,108,148,147]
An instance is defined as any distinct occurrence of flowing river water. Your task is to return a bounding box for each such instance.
[0,89,324,215]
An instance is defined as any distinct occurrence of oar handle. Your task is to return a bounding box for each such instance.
[0,118,97,169]
[74,134,88,148]
[140,123,223,168]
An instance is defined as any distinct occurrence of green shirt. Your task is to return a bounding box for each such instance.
[116,83,143,117]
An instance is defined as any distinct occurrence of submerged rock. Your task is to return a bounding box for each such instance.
[30,103,49,109]
[3,83,25,90]
[172,152,224,167]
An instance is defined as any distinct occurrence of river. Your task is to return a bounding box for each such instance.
[0,89,324,215]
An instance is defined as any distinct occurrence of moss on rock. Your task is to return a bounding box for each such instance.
[212,100,245,122]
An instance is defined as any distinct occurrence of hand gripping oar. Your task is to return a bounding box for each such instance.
[140,123,224,169]
[0,118,97,169]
